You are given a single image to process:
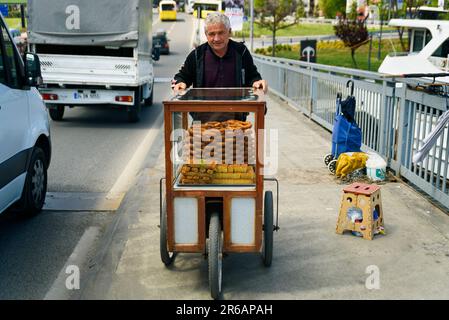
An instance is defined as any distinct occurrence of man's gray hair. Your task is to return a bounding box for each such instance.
[204,12,231,32]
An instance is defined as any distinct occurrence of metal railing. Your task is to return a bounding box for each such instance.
[254,54,449,210]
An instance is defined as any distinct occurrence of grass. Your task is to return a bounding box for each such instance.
[234,21,396,38]
[235,23,335,38]
[4,17,27,30]
[265,38,407,72]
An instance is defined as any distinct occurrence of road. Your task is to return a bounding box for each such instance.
[0,12,194,299]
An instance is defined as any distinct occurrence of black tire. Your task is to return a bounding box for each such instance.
[144,85,154,107]
[160,200,176,266]
[262,191,273,267]
[48,105,64,121]
[128,88,142,122]
[328,159,337,175]
[324,153,334,166]
[208,212,222,300]
[17,147,48,215]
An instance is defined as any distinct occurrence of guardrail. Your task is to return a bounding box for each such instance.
[298,18,389,26]
[254,54,449,210]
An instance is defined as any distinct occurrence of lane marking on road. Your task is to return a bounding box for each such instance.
[152,13,159,26]
[106,112,164,200]
[167,22,176,35]
[44,226,100,300]
[155,77,173,83]
[44,192,123,212]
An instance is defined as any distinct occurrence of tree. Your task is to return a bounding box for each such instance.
[334,16,369,68]
[309,0,315,17]
[319,0,346,19]
[348,0,358,20]
[254,0,304,57]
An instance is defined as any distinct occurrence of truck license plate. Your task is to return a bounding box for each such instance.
[74,92,100,99]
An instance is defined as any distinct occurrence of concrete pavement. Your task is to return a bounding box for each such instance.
[80,92,449,300]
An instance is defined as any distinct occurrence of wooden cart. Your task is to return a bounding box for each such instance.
[160,88,279,299]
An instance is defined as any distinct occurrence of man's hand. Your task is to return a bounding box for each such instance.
[252,80,268,93]
[172,81,187,92]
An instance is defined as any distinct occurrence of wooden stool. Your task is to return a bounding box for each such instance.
[336,182,385,240]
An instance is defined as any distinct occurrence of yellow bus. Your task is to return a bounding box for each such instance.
[193,0,223,19]
[159,0,177,21]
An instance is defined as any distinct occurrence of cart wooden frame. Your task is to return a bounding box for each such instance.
[160,88,278,299]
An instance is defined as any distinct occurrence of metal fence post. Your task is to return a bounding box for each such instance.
[393,83,408,175]
[378,80,388,157]
[284,68,288,98]
[278,65,283,95]
[310,74,317,118]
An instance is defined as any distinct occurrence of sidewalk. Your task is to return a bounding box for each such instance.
[81,93,449,300]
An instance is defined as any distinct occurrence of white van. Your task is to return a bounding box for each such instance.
[0,13,51,215]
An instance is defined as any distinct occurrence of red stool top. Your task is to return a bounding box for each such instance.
[343,182,380,195]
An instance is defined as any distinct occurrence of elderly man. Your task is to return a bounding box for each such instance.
[173,12,267,121]
[173,12,267,91]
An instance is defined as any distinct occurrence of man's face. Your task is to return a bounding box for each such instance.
[205,23,231,55]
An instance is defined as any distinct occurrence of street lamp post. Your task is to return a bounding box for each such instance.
[378,1,384,60]
[250,0,254,52]
[20,4,25,29]
[388,0,392,20]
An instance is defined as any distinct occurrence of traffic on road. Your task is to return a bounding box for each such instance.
[1,0,449,307]
[0,2,192,300]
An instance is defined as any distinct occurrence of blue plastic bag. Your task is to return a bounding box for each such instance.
[331,113,362,158]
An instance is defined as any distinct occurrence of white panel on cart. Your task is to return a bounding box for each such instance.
[174,197,198,244]
[231,198,255,245]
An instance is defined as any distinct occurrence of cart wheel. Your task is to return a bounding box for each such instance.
[262,191,273,267]
[160,201,176,266]
[208,212,222,300]
[324,153,334,166]
[328,159,337,175]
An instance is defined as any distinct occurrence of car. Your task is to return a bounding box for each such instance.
[9,28,22,45]
[9,28,20,39]
[0,14,51,216]
[153,29,170,54]
[9,28,27,54]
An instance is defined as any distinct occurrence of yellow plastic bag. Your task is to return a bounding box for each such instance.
[335,152,368,178]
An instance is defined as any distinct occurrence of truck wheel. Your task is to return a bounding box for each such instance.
[48,105,65,121]
[128,88,141,123]
[144,85,154,107]
[208,212,223,300]
[17,147,48,216]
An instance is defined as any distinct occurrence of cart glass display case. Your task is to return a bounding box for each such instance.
[167,88,264,188]
[163,88,266,254]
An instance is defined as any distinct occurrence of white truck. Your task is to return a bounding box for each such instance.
[28,0,157,122]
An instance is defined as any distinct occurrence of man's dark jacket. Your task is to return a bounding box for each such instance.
[174,39,262,88]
